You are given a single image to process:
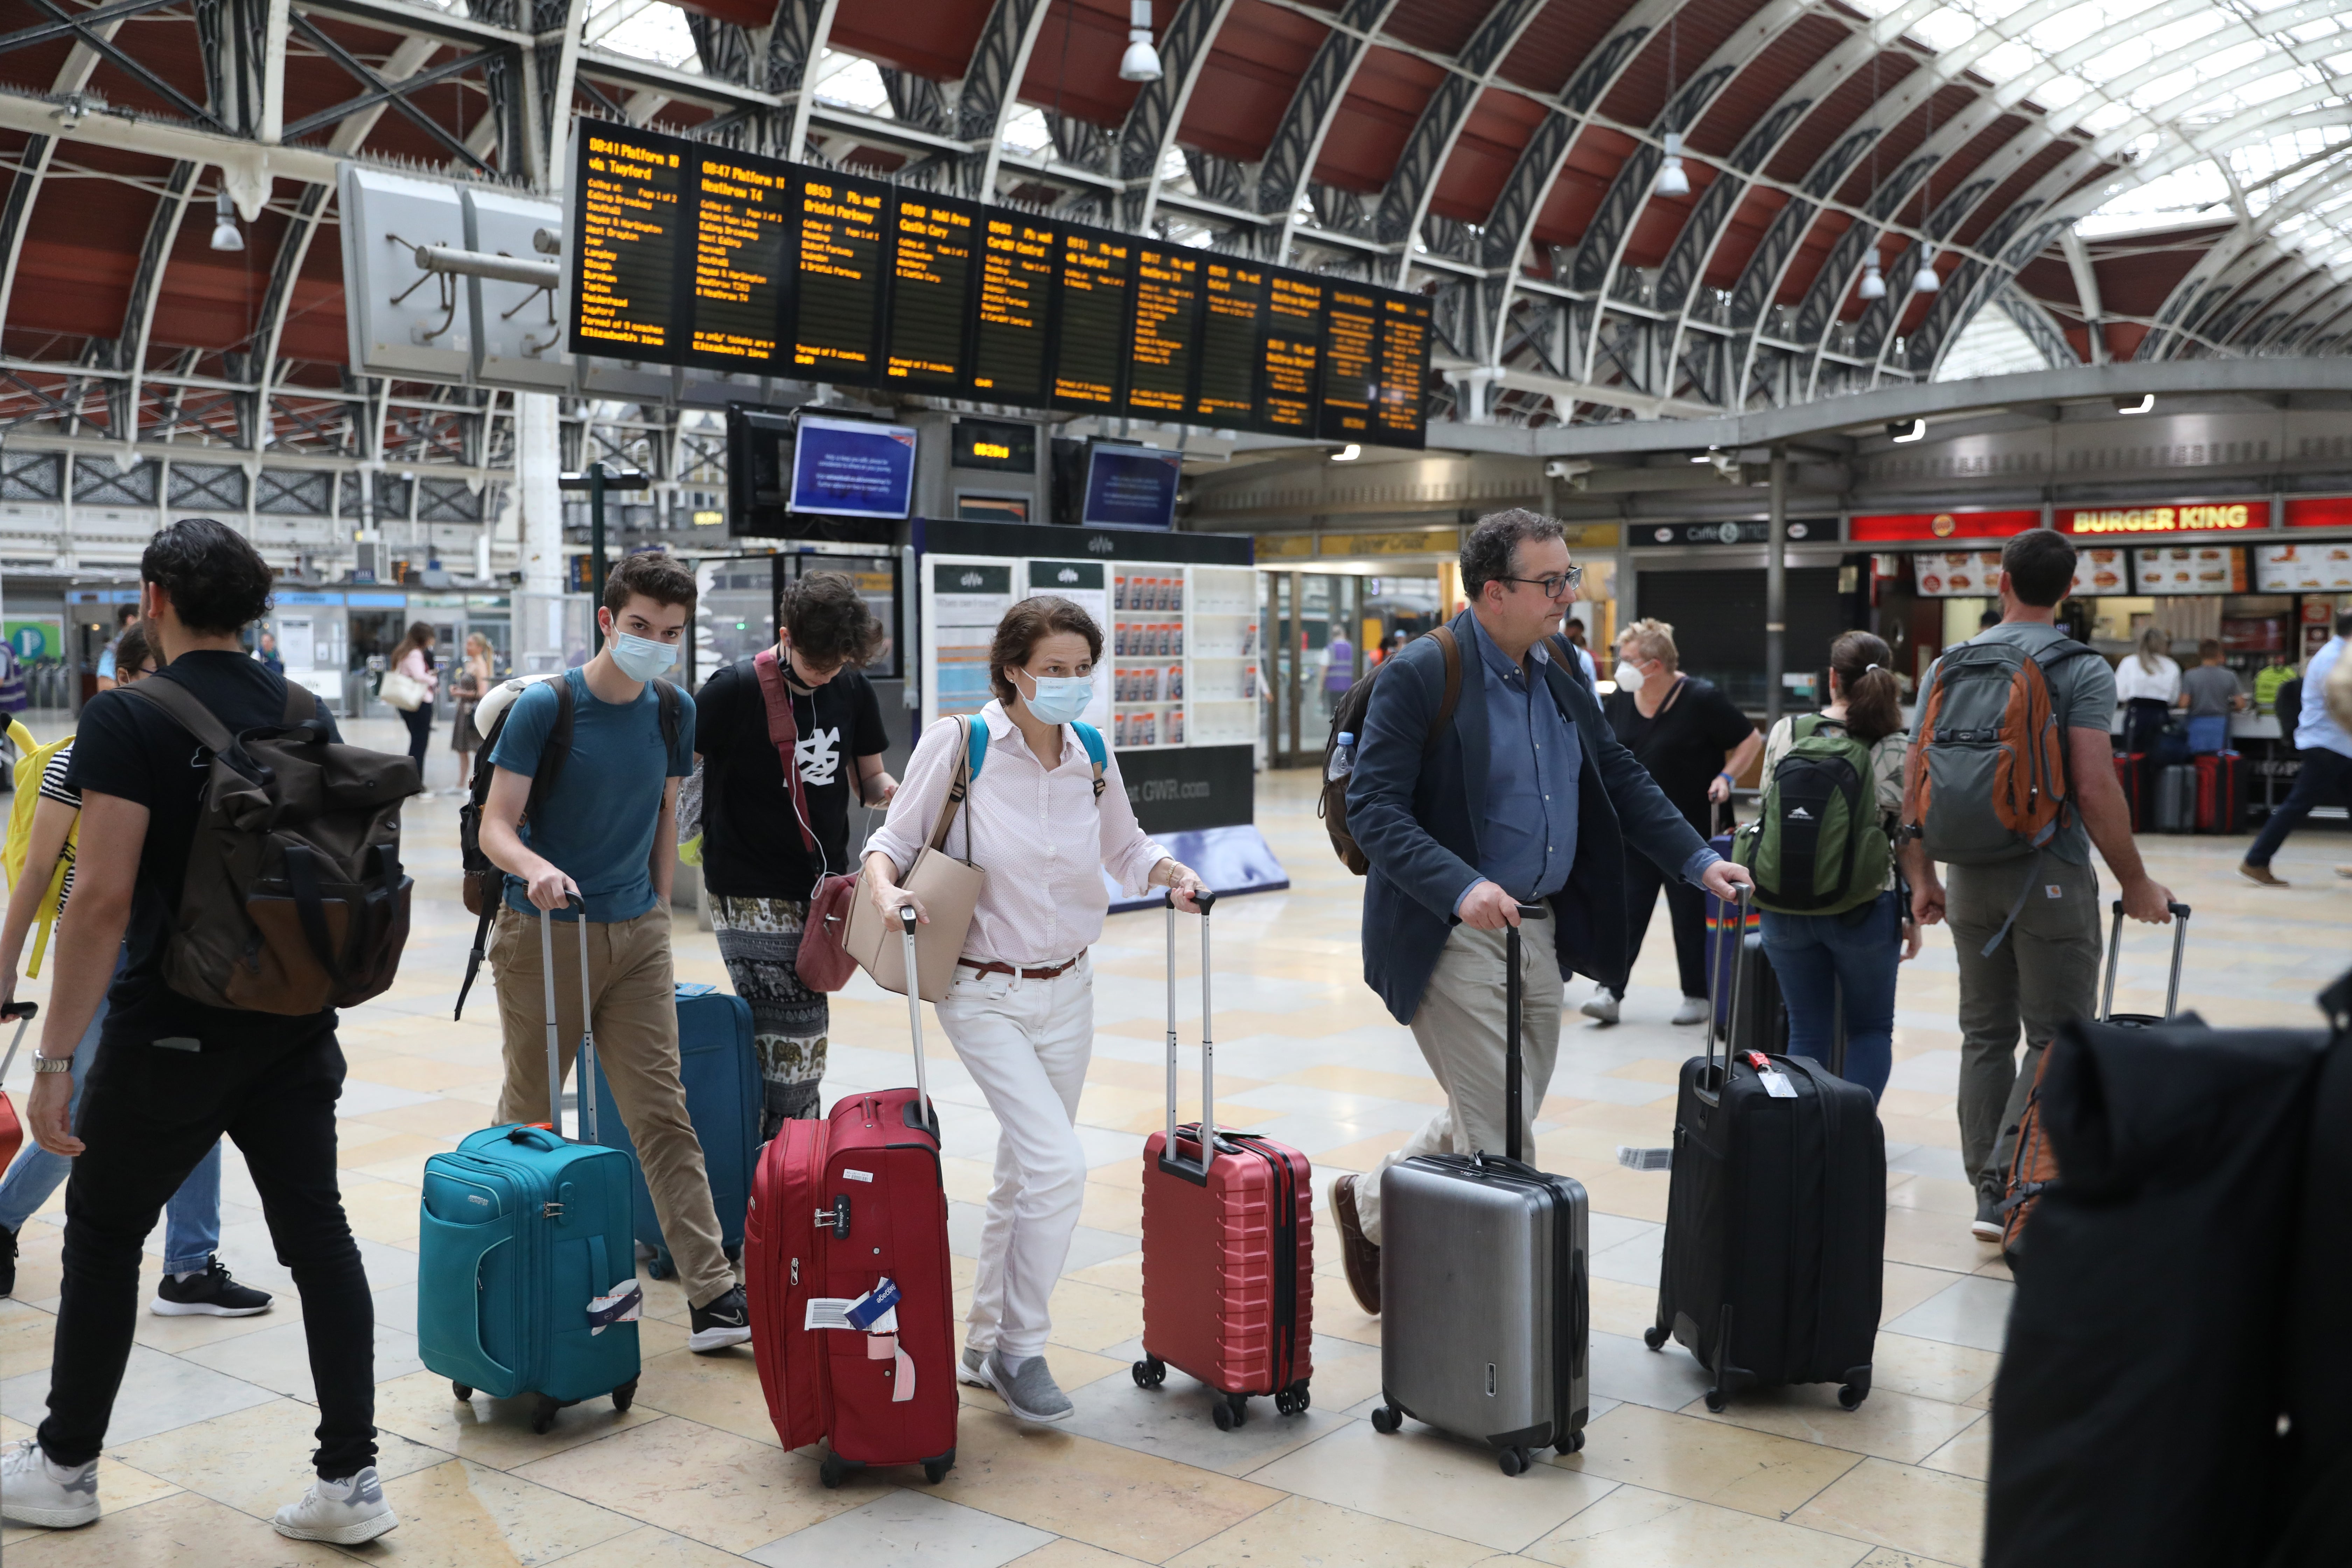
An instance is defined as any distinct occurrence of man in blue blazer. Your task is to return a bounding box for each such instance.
[1328,510,1752,1315]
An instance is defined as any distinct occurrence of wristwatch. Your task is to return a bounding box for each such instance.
[33,1055,71,1074]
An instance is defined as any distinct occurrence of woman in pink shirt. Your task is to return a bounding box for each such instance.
[391,622,440,781]
[863,596,1205,1426]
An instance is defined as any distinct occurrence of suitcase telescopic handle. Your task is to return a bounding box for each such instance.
[538,894,592,1143]
[1702,886,1754,1103]
[0,1001,38,1085]
[898,905,932,1125]
[1162,887,1219,1178]
[2101,899,2192,1022]
[1503,903,1544,1165]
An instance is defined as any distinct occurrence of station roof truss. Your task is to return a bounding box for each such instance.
[0,0,2342,467]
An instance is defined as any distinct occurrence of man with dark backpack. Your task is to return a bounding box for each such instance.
[1900,528,2174,1246]
[476,552,751,1354]
[3,519,410,1544]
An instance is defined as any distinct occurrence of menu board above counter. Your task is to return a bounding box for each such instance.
[2132,546,2245,595]
[564,125,1430,447]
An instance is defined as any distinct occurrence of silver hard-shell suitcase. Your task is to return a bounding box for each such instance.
[1370,908,1589,1476]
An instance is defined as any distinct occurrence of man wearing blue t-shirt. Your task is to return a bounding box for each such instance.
[479,552,749,1352]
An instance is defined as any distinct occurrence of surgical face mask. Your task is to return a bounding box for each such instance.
[1016,667,1093,725]
[1612,660,1646,694]
[609,630,678,684]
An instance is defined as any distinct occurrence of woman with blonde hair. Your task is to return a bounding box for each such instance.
[448,632,493,788]
[2113,622,2179,767]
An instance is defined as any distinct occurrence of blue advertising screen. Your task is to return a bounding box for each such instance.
[789,414,917,518]
[1082,444,1181,530]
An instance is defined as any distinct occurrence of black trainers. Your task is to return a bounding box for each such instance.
[688,1284,750,1353]
[0,1224,16,1300]
[151,1256,274,1318]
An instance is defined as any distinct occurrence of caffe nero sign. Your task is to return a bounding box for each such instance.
[1642,520,1826,546]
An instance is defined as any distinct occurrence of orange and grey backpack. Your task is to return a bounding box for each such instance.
[1901,634,2103,951]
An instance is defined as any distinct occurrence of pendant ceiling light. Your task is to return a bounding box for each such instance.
[209,189,242,253]
[1656,132,1690,197]
[1912,244,1941,293]
[1119,0,1162,82]
[1858,247,1886,300]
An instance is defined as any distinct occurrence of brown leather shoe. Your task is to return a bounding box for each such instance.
[2240,862,2290,888]
[1330,1174,1381,1316]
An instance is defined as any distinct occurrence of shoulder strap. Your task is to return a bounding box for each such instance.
[1424,625,1463,756]
[279,679,318,725]
[926,716,980,855]
[1072,721,1107,801]
[521,676,576,825]
[750,652,816,854]
[654,677,681,752]
[1791,713,1824,742]
[121,676,238,756]
[966,713,988,780]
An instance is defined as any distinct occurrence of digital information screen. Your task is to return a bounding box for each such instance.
[566,126,1429,446]
[887,192,975,386]
[791,174,886,380]
[686,151,787,366]
[570,131,682,356]
[951,416,1036,472]
[1052,228,1130,411]
[1126,246,1199,418]
[790,414,918,519]
[1083,445,1182,530]
[973,217,1054,401]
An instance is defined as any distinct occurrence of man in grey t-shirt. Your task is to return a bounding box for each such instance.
[2178,638,2245,755]
[1902,530,2176,1248]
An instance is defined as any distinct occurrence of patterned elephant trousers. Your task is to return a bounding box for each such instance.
[708,893,829,1140]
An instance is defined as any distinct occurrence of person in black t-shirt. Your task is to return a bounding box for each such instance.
[1587,617,1762,1027]
[695,572,894,1135]
[0,520,396,1546]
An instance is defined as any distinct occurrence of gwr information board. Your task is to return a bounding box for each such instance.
[566,125,1431,448]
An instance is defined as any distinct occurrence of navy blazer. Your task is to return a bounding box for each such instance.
[1346,608,1712,1024]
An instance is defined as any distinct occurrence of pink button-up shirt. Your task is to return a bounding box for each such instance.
[863,701,1168,966]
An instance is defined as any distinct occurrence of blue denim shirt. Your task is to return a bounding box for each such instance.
[1458,613,1581,909]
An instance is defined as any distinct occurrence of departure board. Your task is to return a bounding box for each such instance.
[686,151,788,366]
[1318,286,1380,440]
[1052,227,1130,411]
[1125,246,1199,418]
[790,172,887,381]
[1261,273,1323,436]
[1194,258,1264,424]
[886,192,976,386]
[564,125,1431,447]
[571,131,682,355]
[972,216,1054,401]
[1377,294,1430,444]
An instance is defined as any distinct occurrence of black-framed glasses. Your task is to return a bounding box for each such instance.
[1501,566,1585,598]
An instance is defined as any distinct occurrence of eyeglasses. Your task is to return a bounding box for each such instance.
[1500,566,1585,599]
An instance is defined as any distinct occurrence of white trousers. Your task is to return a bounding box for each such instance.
[936,952,1095,1361]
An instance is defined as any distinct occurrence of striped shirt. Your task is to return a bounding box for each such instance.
[863,701,1168,966]
[36,741,76,906]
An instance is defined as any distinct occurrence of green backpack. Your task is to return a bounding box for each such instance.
[1734,715,1891,916]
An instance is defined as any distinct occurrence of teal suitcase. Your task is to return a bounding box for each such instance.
[587,982,758,1280]
[418,905,643,1433]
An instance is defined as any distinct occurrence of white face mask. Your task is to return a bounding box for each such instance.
[1612,660,1646,694]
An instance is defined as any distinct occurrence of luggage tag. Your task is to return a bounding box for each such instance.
[803,1276,902,1333]
[586,1278,643,1335]
[1744,1050,1798,1099]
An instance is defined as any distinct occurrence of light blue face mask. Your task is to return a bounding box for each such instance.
[1018,667,1093,725]
[609,630,678,683]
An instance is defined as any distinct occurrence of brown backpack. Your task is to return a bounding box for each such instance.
[1320,627,1462,875]
[125,677,422,1016]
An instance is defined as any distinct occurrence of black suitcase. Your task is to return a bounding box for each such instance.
[1644,891,1884,1412]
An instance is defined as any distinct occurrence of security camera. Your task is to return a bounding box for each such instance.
[1544,458,1592,481]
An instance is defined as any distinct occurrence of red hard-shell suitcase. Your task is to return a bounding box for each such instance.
[746,908,958,1486]
[1136,891,1314,1427]
[2114,752,2147,833]
[2194,751,2245,834]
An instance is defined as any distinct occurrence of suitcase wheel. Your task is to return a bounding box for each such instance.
[723,1241,742,1266]
[531,1394,564,1435]
[1274,1380,1311,1417]
[1837,1384,1863,1411]
[1498,1446,1532,1477]
[450,1382,474,1402]
[1369,1405,1401,1435]
[1557,1429,1584,1455]
[646,1253,674,1281]
[1703,1388,1727,1414]
[818,1452,854,1490]
[1211,1394,1247,1431]
[612,1378,637,1415]
[1837,1365,1871,1411]
[922,1451,954,1485]
[1130,1357,1167,1390]
[1641,1324,1668,1352]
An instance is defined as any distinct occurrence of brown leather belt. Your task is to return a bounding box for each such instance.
[957,955,1081,980]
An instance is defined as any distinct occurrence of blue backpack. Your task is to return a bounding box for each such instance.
[961,715,1107,801]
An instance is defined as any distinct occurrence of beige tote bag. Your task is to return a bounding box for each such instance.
[846,717,984,1002]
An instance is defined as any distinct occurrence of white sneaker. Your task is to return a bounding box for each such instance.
[1579,990,1620,1026]
[0,1437,99,1529]
[272,1466,398,1545]
[1671,996,1710,1027]
[960,1346,994,1388]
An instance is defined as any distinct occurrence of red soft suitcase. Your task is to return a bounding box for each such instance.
[1135,891,1314,1428]
[746,907,958,1486]
[0,1004,36,1176]
[2114,752,2147,833]
[2195,751,2246,835]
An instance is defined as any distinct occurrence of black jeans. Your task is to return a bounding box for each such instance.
[401,699,435,777]
[1617,847,1709,1001]
[40,1014,375,1477]
[2246,747,2352,868]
